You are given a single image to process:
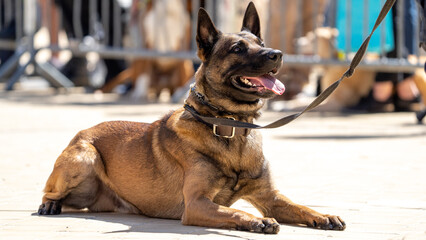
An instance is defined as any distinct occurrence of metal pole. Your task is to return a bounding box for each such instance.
[89,0,96,36]
[363,0,369,40]
[396,0,403,59]
[5,0,13,30]
[23,0,36,36]
[380,0,386,56]
[58,0,63,42]
[23,0,36,63]
[280,0,286,52]
[327,0,337,28]
[73,0,83,40]
[191,0,200,51]
[345,0,352,59]
[205,0,213,22]
[413,1,420,61]
[45,0,52,38]
[0,0,3,31]
[15,0,23,41]
[295,0,303,55]
[102,0,110,45]
[182,0,188,49]
[313,0,319,56]
[396,0,403,82]
[113,0,121,47]
[264,0,270,47]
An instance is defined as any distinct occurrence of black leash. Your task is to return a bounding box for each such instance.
[185,0,397,131]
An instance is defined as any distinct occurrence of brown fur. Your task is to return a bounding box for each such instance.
[38,3,345,234]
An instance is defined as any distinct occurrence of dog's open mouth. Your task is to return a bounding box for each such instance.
[232,69,285,95]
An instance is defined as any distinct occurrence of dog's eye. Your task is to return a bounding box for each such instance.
[260,42,265,47]
[233,46,242,53]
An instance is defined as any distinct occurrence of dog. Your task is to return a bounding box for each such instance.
[100,0,194,100]
[100,58,194,100]
[38,3,345,234]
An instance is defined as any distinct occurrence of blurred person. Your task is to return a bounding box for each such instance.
[0,0,18,65]
[0,1,41,65]
[419,0,426,51]
[49,0,127,90]
[366,0,421,112]
[416,0,426,123]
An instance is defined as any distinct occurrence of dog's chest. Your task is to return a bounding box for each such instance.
[213,143,266,206]
[213,171,257,206]
[195,139,266,206]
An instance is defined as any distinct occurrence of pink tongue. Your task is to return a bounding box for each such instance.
[246,75,285,95]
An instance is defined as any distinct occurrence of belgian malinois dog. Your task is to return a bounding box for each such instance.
[38,2,345,234]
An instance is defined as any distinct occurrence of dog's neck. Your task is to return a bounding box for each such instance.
[185,82,262,122]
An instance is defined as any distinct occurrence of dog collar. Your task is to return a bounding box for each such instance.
[189,84,235,116]
[184,104,250,138]
[185,84,251,138]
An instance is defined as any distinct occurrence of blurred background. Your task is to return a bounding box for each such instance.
[0,0,425,116]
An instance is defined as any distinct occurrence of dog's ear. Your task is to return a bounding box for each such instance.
[241,2,261,39]
[196,8,220,62]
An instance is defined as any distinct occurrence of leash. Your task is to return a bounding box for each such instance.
[185,0,397,133]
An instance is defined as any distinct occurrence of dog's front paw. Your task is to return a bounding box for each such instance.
[308,214,345,231]
[247,217,280,234]
[38,200,62,215]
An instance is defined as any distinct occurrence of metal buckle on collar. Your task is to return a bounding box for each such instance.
[213,117,236,138]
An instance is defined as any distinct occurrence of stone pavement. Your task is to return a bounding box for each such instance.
[0,89,425,240]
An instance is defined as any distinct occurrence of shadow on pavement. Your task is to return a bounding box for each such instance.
[276,131,426,140]
[31,211,256,239]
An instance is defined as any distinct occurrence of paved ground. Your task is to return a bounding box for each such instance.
[0,88,425,240]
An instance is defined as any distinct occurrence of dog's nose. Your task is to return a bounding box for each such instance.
[267,50,282,62]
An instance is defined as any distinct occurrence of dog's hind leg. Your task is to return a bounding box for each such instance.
[38,141,115,215]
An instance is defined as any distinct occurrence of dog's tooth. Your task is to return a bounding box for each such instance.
[240,77,256,87]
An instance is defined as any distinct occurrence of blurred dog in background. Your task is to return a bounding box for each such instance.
[101,0,194,101]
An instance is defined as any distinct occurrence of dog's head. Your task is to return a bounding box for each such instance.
[195,2,285,104]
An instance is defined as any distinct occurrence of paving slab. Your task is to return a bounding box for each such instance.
[0,89,425,239]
